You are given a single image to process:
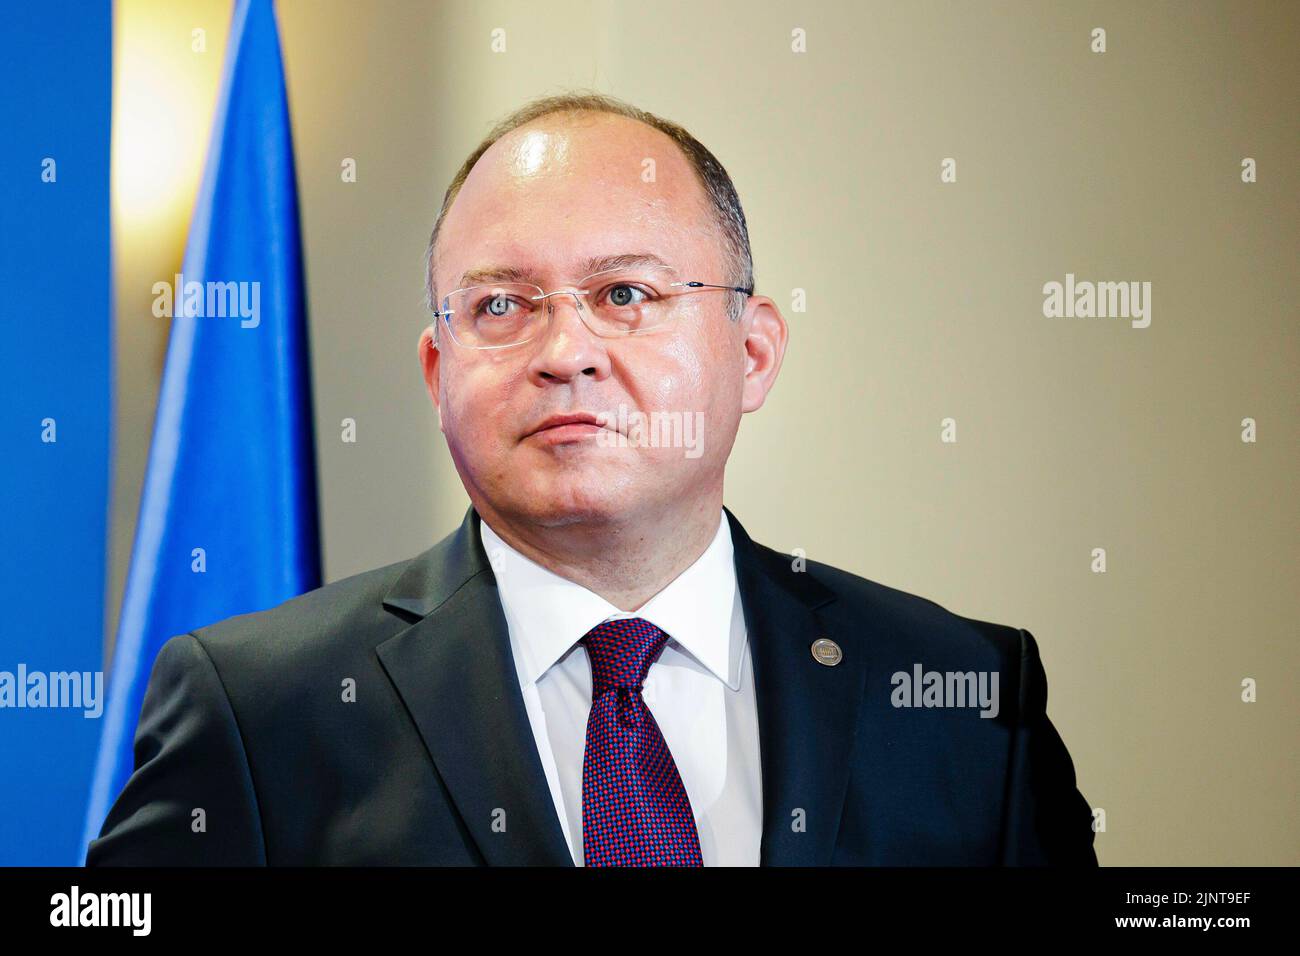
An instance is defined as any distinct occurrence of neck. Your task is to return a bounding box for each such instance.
[475,492,724,612]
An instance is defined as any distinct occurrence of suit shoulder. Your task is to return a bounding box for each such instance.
[188,554,416,667]
[752,539,1022,658]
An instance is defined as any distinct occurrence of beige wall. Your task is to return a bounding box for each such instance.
[114,0,1299,865]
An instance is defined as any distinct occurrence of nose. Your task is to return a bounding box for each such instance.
[524,291,612,386]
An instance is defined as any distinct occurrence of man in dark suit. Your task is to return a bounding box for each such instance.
[87,92,1097,866]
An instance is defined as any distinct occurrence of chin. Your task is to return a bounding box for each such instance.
[508,474,641,528]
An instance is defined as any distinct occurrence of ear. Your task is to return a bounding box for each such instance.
[418,324,446,433]
[739,296,788,413]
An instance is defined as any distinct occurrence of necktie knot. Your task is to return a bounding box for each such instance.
[580,617,669,697]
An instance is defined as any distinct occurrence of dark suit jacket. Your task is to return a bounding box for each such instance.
[86,506,1099,866]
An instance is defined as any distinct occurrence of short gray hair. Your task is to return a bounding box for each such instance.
[424,91,754,327]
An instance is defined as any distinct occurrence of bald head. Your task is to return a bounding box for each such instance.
[424,93,753,320]
[433,112,722,305]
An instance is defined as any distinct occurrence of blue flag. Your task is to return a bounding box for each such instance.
[81,0,320,857]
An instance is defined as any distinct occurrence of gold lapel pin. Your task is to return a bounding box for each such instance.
[810,638,843,666]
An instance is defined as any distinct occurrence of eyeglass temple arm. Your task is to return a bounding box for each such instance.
[671,280,754,295]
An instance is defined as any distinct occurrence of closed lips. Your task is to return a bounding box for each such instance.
[527,413,612,437]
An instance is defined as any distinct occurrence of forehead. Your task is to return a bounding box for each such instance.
[436,113,721,290]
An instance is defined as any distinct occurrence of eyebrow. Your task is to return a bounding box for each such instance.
[456,253,677,288]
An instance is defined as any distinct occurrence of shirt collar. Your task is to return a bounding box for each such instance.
[479,510,743,691]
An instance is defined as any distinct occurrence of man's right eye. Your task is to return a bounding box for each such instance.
[476,295,517,317]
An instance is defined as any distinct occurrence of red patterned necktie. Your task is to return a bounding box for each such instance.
[579,617,704,866]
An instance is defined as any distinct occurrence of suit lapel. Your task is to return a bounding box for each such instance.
[726,507,869,866]
[376,506,573,866]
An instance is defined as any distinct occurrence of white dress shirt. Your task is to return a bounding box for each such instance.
[479,510,763,866]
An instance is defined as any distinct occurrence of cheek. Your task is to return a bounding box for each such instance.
[642,322,735,412]
[640,333,708,406]
[441,365,514,452]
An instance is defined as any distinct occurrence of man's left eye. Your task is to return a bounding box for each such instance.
[606,284,649,307]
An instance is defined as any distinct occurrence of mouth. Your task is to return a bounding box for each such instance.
[524,412,616,443]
